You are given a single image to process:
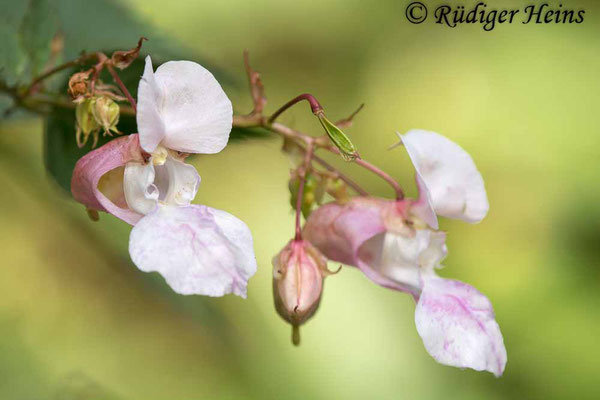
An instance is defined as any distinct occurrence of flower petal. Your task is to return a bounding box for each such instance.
[129,204,257,297]
[357,230,447,295]
[303,198,387,267]
[399,130,489,223]
[123,161,159,215]
[411,176,439,230]
[71,134,144,225]
[137,56,233,154]
[414,277,507,376]
[154,156,200,206]
[136,56,166,152]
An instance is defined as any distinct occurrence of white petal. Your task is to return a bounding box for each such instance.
[154,156,200,206]
[411,176,439,230]
[415,277,507,376]
[357,230,447,294]
[399,130,489,223]
[129,205,257,297]
[123,161,159,215]
[137,56,166,152]
[152,60,232,154]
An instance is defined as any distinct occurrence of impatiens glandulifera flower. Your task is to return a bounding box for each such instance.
[71,56,256,297]
[303,131,505,376]
[304,198,506,375]
[272,239,331,345]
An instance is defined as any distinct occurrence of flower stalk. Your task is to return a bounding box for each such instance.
[294,139,315,240]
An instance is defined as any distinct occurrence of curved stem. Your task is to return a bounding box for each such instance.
[295,140,315,240]
[354,157,404,200]
[325,146,404,200]
[24,52,99,96]
[106,64,137,111]
[268,93,323,123]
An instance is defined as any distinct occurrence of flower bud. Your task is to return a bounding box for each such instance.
[92,96,121,136]
[288,172,319,218]
[75,98,100,148]
[272,239,328,345]
[315,111,358,161]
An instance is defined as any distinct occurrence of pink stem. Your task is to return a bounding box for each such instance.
[107,64,137,112]
[268,93,323,123]
[326,146,404,200]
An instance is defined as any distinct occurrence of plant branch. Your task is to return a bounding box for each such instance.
[24,52,99,96]
[234,114,402,200]
[268,93,323,123]
[106,64,137,111]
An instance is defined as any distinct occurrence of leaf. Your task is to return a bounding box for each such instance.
[19,0,61,77]
[0,1,32,85]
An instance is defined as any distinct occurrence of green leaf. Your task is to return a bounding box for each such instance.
[20,0,60,77]
[0,0,35,85]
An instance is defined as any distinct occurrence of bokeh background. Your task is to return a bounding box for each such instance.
[1,0,599,399]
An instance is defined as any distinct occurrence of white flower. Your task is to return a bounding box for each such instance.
[72,56,256,298]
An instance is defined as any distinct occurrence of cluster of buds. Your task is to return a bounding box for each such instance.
[75,96,121,148]
[68,38,147,148]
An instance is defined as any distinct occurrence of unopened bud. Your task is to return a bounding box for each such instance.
[315,111,358,161]
[75,98,100,148]
[273,239,329,345]
[92,96,121,136]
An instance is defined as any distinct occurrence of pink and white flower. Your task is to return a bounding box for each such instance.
[71,56,256,298]
[304,130,506,376]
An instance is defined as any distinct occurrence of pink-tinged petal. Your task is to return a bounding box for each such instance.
[303,197,387,267]
[71,134,145,225]
[136,56,166,152]
[414,277,507,376]
[129,205,257,298]
[358,230,447,295]
[137,57,233,154]
[399,130,489,224]
[305,198,432,294]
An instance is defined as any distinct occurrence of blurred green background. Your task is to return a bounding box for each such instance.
[1,0,599,399]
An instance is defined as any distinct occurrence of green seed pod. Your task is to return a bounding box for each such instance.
[315,111,358,161]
